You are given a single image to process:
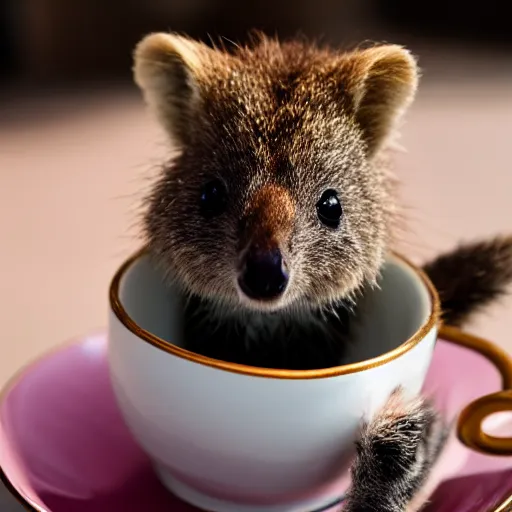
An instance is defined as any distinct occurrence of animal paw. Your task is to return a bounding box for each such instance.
[342,388,449,512]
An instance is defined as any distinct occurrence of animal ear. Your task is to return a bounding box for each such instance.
[345,45,419,157]
[133,33,209,146]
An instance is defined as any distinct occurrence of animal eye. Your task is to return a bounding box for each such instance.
[200,179,227,218]
[316,189,343,228]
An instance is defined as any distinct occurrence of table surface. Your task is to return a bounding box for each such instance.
[0,482,24,511]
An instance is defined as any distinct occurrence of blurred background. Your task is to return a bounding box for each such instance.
[1,0,512,390]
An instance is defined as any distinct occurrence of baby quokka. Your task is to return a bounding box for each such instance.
[133,32,512,511]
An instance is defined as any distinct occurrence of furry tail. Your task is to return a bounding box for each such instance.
[422,236,512,326]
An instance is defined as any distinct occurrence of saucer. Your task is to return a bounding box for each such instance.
[0,329,511,512]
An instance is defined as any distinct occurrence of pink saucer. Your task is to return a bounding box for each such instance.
[0,332,511,512]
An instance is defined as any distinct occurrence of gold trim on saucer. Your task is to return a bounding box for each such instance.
[494,493,512,512]
[109,247,441,379]
[440,325,512,457]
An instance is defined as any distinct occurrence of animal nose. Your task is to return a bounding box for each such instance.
[238,247,289,301]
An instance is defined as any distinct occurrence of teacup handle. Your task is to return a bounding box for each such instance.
[440,325,512,456]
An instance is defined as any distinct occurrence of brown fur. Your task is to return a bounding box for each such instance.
[343,388,449,512]
[243,183,295,252]
[423,236,512,326]
[136,33,413,313]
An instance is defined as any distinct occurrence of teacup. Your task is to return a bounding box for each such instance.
[107,249,440,512]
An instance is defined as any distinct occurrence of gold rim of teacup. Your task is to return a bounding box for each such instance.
[109,247,442,379]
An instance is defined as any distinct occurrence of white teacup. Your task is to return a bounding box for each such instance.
[107,249,440,512]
